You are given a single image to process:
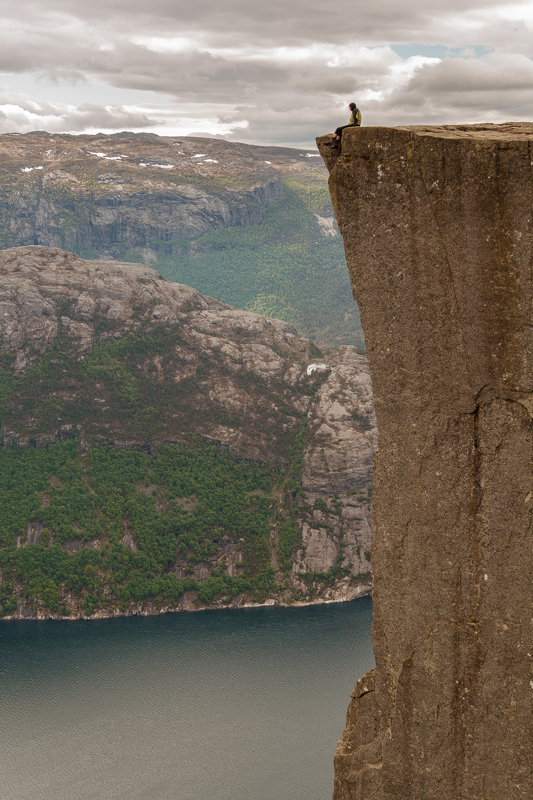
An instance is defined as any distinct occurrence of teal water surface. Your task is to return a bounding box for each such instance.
[0,598,374,800]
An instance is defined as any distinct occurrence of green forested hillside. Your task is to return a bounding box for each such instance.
[0,440,281,617]
[0,435,364,619]
[136,174,363,350]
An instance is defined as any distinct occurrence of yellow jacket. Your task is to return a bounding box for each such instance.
[349,108,362,126]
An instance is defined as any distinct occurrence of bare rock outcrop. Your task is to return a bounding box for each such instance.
[293,347,375,601]
[318,123,533,798]
[0,245,308,461]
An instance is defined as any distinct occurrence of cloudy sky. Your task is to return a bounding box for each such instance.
[2,0,532,146]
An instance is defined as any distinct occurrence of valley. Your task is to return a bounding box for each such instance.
[0,132,363,350]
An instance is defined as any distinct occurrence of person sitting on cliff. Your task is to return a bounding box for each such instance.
[325,102,361,147]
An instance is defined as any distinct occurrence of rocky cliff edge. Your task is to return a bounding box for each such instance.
[318,123,533,799]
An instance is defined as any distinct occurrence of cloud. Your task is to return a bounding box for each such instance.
[370,51,533,126]
[4,0,531,49]
[1,0,532,145]
[0,91,157,134]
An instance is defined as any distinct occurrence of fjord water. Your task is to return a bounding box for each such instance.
[1,598,373,800]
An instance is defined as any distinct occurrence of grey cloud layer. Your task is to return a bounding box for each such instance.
[4,0,523,46]
[1,0,532,144]
[0,90,156,133]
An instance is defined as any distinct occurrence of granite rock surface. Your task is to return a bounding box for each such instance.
[318,123,533,799]
[293,347,375,597]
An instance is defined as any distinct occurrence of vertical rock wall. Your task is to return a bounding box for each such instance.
[318,124,533,799]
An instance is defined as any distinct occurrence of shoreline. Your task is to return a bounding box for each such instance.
[1,584,373,622]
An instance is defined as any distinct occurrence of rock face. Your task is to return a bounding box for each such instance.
[0,245,375,614]
[318,124,533,799]
[294,347,375,597]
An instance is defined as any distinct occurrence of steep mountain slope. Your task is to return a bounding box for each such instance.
[0,133,362,349]
[0,246,375,619]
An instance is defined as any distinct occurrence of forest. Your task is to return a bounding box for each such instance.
[0,439,288,617]
[0,431,369,618]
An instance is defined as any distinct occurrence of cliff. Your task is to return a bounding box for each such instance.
[318,123,533,799]
[0,245,375,619]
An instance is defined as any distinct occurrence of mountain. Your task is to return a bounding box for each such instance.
[0,132,363,350]
[0,246,375,620]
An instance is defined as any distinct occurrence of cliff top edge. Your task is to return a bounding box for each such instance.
[318,121,533,144]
